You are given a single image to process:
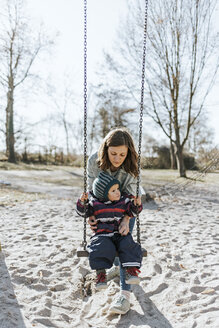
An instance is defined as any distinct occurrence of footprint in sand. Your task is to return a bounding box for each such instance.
[50,284,66,292]
[36,308,51,317]
[190,286,209,294]
[168,263,182,271]
[175,295,197,306]
[10,273,28,285]
[28,263,38,268]
[32,224,40,228]
[38,234,48,242]
[193,276,201,284]
[57,266,71,272]
[55,258,67,265]
[37,269,52,277]
[30,283,48,291]
[48,252,58,259]
[15,268,28,274]
[165,270,172,278]
[33,318,54,327]
[179,277,186,282]
[45,300,53,309]
[174,255,182,261]
[44,224,53,229]
[154,263,162,274]
[200,306,219,314]
[21,236,32,240]
[191,253,200,258]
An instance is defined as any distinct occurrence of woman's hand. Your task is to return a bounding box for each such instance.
[119,215,130,236]
[133,196,141,206]
[88,216,97,232]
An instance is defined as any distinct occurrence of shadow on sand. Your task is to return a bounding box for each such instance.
[114,284,173,328]
[0,252,26,328]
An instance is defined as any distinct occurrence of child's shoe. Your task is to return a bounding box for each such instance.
[96,269,107,290]
[125,267,141,284]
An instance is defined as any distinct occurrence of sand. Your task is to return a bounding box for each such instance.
[0,168,219,328]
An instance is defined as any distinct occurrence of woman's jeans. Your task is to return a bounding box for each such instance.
[114,217,136,291]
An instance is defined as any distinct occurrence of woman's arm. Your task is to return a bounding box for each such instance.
[87,152,99,191]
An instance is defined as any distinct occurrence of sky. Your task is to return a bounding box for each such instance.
[21,0,129,151]
[1,0,219,151]
[26,0,128,97]
[27,0,219,146]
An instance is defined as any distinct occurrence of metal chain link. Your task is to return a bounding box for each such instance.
[136,0,149,244]
[83,0,88,250]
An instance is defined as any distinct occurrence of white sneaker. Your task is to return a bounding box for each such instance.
[107,265,120,281]
[109,295,130,314]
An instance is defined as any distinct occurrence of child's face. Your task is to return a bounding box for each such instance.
[108,183,120,201]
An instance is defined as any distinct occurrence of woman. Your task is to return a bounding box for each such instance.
[87,127,141,314]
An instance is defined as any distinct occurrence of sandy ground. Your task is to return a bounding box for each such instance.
[0,168,219,328]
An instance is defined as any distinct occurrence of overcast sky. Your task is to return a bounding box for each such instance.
[26,0,128,93]
[6,0,219,149]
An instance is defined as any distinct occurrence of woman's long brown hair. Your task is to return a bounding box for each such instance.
[97,128,138,177]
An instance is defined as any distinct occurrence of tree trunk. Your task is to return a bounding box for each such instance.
[6,88,16,163]
[170,140,177,169]
[5,105,9,154]
[63,119,69,155]
[175,145,186,177]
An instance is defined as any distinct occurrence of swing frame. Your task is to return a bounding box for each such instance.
[77,0,149,258]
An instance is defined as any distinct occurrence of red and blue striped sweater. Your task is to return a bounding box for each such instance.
[76,195,143,237]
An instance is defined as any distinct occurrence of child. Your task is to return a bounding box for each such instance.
[76,171,143,290]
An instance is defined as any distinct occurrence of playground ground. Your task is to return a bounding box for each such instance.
[0,165,218,327]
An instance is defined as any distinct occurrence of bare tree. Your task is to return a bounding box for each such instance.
[46,76,78,155]
[103,0,219,177]
[0,0,53,162]
[92,87,136,142]
[186,113,214,155]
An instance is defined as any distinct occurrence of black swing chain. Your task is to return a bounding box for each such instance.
[83,0,88,250]
[136,0,149,244]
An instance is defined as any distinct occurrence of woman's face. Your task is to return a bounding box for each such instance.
[107,145,128,169]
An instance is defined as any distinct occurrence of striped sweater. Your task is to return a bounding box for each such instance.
[76,195,143,236]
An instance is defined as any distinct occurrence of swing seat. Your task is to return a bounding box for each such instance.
[76,246,147,257]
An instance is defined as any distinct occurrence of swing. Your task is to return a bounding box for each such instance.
[77,0,148,258]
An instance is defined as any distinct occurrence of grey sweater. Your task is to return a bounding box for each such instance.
[87,152,142,196]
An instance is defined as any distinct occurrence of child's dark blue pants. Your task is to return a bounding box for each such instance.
[88,233,142,270]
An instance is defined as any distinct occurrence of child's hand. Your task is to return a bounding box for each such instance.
[80,192,88,203]
[133,196,141,206]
